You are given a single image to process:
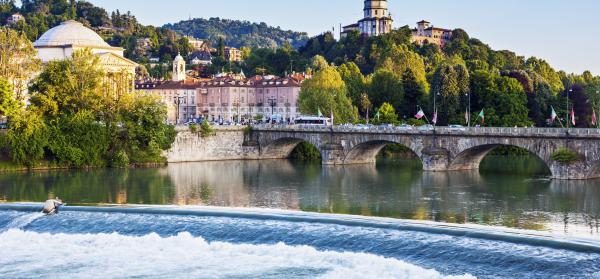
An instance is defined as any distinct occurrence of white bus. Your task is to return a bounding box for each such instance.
[294,116,332,126]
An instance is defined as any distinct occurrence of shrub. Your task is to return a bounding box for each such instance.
[189,124,198,133]
[551,148,579,164]
[200,120,214,138]
[111,150,130,168]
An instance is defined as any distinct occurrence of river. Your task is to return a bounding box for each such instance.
[1,156,599,278]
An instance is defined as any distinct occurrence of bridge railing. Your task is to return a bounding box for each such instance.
[250,124,600,137]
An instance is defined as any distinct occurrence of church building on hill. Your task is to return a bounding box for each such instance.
[341,0,393,38]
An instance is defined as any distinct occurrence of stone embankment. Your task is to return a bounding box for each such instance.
[166,126,259,163]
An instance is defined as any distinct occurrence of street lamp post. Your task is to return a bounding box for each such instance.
[175,96,184,125]
[468,92,471,127]
[233,98,241,124]
[268,98,277,124]
[567,88,573,128]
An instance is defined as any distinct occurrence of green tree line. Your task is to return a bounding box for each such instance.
[294,28,600,127]
[0,27,175,168]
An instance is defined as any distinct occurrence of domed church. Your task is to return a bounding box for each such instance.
[33,20,137,75]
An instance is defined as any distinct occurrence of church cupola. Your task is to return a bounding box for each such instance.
[172,53,186,82]
[364,0,389,18]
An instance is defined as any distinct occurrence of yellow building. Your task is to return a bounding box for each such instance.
[411,20,453,48]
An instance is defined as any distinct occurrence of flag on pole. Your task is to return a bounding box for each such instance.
[432,109,438,125]
[593,110,597,126]
[571,109,576,126]
[415,109,425,119]
[477,109,485,125]
[317,108,323,117]
[550,106,558,122]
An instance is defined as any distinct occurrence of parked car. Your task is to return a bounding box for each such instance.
[448,124,466,131]
[418,124,434,131]
[397,124,414,130]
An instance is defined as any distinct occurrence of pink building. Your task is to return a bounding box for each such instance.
[196,74,302,123]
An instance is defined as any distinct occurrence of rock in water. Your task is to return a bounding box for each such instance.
[42,198,63,214]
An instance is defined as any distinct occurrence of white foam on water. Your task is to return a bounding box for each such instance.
[0,229,475,279]
[2,212,44,231]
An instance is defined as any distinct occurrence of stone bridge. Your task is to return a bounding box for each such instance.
[247,125,600,180]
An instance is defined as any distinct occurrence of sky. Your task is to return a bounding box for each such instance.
[81,0,600,74]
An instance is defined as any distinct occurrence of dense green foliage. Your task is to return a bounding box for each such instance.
[293,27,600,127]
[290,142,321,162]
[0,47,176,168]
[551,148,580,164]
[164,17,309,49]
[199,119,214,138]
[298,67,358,124]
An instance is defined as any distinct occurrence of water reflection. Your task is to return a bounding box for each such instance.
[0,156,599,237]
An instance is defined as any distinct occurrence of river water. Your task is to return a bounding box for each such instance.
[1,156,600,278]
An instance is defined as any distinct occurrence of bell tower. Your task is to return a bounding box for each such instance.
[364,0,389,18]
[359,0,393,37]
[172,53,186,82]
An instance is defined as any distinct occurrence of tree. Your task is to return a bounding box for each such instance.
[526,57,564,94]
[369,69,404,113]
[217,37,225,58]
[29,49,105,117]
[470,71,531,127]
[401,69,426,119]
[360,93,372,123]
[377,102,398,124]
[0,78,22,121]
[338,62,366,105]
[298,67,358,124]
[5,110,47,167]
[0,27,42,100]
[376,44,429,92]
[311,55,328,72]
[430,62,469,125]
[569,84,593,128]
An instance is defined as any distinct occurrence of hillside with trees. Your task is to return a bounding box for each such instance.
[245,27,600,127]
[164,17,309,49]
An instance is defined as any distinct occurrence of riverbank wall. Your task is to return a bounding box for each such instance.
[166,126,260,163]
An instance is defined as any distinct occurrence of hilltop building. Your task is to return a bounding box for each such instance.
[5,13,24,25]
[136,56,308,124]
[341,0,393,38]
[224,47,242,62]
[411,20,452,48]
[33,20,138,75]
[186,36,209,51]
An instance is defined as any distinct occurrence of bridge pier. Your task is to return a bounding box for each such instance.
[320,143,346,165]
[421,147,450,171]
[550,161,597,180]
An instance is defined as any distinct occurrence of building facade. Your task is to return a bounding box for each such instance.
[224,47,242,62]
[136,57,306,124]
[342,0,393,38]
[6,13,24,25]
[411,20,452,48]
[33,20,138,75]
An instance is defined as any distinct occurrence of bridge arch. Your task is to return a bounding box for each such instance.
[260,137,322,160]
[448,144,551,174]
[343,140,422,165]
